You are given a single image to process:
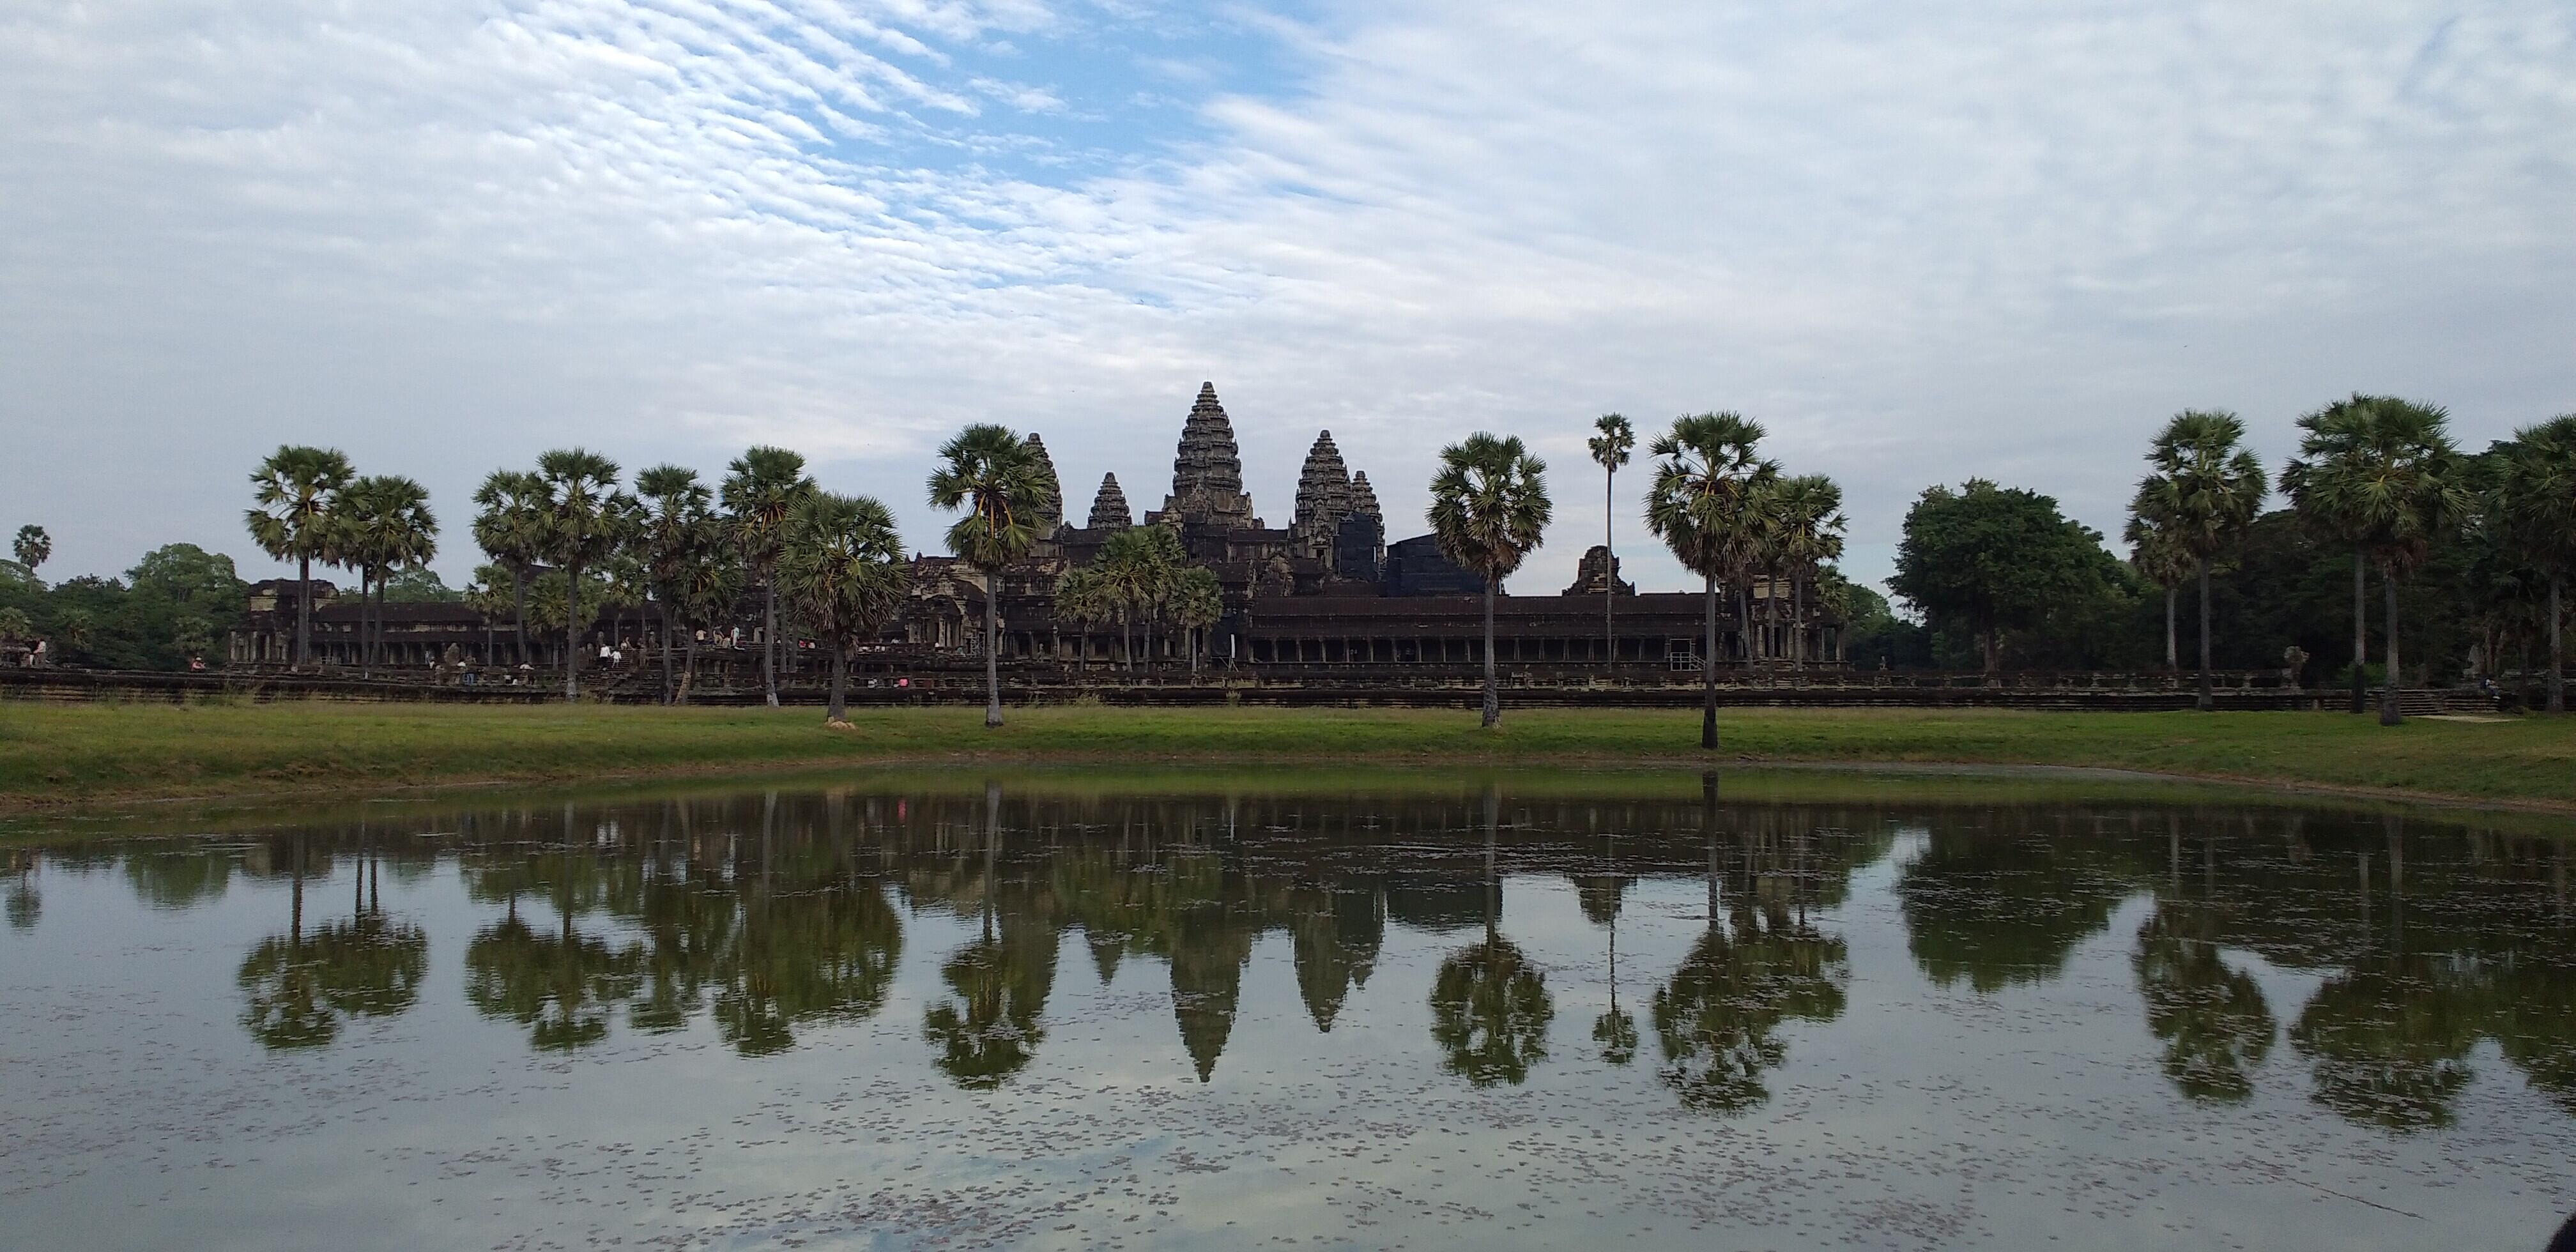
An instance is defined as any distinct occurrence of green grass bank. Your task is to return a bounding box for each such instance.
[4,701,2573,813]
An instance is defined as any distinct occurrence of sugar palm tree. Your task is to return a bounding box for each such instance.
[2494,415,2576,713]
[2280,397,2471,725]
[1761,474,1844,668]
[336,475,438,677]
[1428,434,1552,728]
[1052,567,1111,673]
[776,492,912,724]
[2136,411,2266,711]
[2122,487,2192,672]
[472,470,552,668]
[537,449,638,701]
[1646,414,1777,749]
[1097,524,1181,671]
[1172,565,1224,675]
[10,525,47,581]
[927,424,1058,728]
[721,447,816,708]
[246,445,355,669]
[1588,414,1634,660]
[636,465,716,705]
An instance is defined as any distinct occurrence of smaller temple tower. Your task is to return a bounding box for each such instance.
[1291,431,1358,557]
[1023,433,1064,537]
[1087,473,1132,530]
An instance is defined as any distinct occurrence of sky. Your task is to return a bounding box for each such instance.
[4,0,2573,599]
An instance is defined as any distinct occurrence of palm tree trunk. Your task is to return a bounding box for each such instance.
[1480,581,1499,728]
[679,638,698,705]
[2350,550,2368,715]
[295,554,312,669]
[2380,562,2403,726]
[983,584,1002,728]
[763,581,780,707]
[511,568,529,668]
[1604,466,1615,664]
[1701,570,1718,751]
[566,558,583,701]
[2163,584,2177,671]
[827,637,847,722]
[659,606,675,705]
[2196,560,2214,712]
[1792,576,1805,669]
[2550,574,2564,714]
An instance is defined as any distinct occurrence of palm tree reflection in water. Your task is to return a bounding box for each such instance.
[1429,788,1555,1088]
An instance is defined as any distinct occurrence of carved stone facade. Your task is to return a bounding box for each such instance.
[1561,546,1635,597]
[1151,383,1261,531]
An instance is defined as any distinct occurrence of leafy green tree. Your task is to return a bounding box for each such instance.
[635,464,717,705]
[1890,478,2114,673]
[1761,474,1845,668]
[776,492,912,723]
[720,447,816,708]
[2135,411,2266,710]
[1646,413,1775,747]
[715,876,904,1057]
[0,607,29,646]
[1170,565,1223,675]
[1053,567,1114,671]
[2493,415,2576,712]
[380,568,459,602]
[536,449,638,700]
[464,909,644,1051]
[11,525,47,581]
[471,470,551,668]
[334,475,437,676]
[2278,397,2471,725]
[2288,955,2480,1132]
[1429,432,1552,728]
[1096,524,1183,671]
[2123,485,2192,671]
[1588,413,1634,653]
[245,445,355,668]
[927,425,1058,728]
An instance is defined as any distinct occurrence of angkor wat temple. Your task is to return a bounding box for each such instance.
[231,383,1847,686]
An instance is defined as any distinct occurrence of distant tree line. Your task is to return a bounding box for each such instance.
[8,390,2568,733]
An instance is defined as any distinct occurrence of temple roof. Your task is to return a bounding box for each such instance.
[1023,433,1063,533]
[1158,382,1260,528]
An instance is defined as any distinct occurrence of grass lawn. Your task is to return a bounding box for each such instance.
[4,700,2574,814]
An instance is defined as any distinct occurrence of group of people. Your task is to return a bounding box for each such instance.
[9,638,47,668]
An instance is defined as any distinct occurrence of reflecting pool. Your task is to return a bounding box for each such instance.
[4,769,2573,1249]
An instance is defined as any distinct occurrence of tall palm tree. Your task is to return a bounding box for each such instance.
[1646,413,1777,749]
[2495,415,2576,713]
[721,447,816,708]
[537,449,638,701]
[1096,524,1181,671]
[1171,565,1224,675]
[336,475,438,677]
[2136,411,2266,712]
[246,445,355,669]
[1588,414,1634,660]
[776,492,912,724]
[1761,474,1844,668]
[472,470,553,669]
[1053,567,1110,673]
[2280,397,2470,725]
[10,525,47,581]
[927,424,1057,728]
[1428,434,1552,728]
[636,465,716,705]
[2122,487,2192,673]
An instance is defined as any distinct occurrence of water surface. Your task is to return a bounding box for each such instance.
[4,770,2573,1249]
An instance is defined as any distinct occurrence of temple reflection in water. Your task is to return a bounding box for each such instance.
[46,776,2576,1130]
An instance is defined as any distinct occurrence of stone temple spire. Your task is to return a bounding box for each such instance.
[1292,430,1356,553]
[1023,432,1063,535]
[1157,382,1260,529]
[1087,473,1132,530]
[1347,470,1381,530]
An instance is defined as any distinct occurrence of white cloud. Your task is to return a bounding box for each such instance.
[2,0,2570,598]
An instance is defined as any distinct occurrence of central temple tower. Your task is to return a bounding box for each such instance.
[1154,382,1262,530]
